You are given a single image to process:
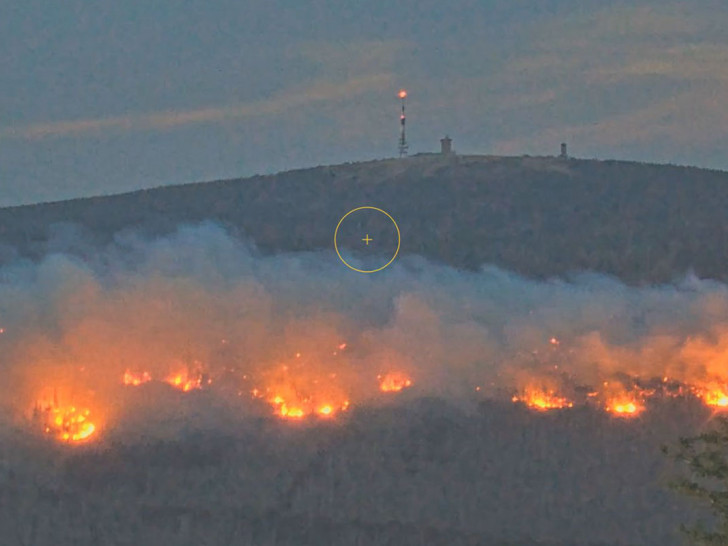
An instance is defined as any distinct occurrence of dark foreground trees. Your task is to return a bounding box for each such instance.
[664,416,728,544]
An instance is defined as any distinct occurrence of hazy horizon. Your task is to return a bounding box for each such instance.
[3,0,728,206]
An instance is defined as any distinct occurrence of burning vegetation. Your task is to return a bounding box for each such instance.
[512,388,574,411]
[250,378,351,420]
[164,370,204,392]
[696,387,728,408]
[33,396,97,443]
[507,375,727,418]
[378,372,413,393]
[250,346,355,420]
[606,399,644,417]
[11,224,728,446]
[123,370,151,387]
[29,365,728,447]
[21,330,728,446]
[24,333,728,445]
[123,367,207,392]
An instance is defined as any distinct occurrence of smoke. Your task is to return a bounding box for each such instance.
[2,221,728,441]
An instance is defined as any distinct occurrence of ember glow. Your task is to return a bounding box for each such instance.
[263,389,350,420]
[34,402,97,443]
[605,397,644,417]
[123,370,152,386]
[241,343,357,420]
[165,370,202,392]
[251,367,351,420]
[122,368,207,392]
[512,388,574,411]
[378,373,413,393]
[12,224,728,440]
[277,402,305,419]
[698,387,728,408]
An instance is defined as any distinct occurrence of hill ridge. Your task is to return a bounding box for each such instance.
[5,154,726,211]
[2,154,728,284]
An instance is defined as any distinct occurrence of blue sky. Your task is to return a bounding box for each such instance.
[1,0,727,205]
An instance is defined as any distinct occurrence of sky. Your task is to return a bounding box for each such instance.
[1,0,727,206]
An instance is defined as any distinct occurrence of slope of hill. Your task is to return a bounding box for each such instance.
[2,154,728,283]
[2,155,726,545]
[0,399,707,546]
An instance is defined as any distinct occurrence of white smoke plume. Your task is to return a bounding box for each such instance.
[1,222,728,442]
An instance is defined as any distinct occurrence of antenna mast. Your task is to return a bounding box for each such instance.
[398,89,408,158]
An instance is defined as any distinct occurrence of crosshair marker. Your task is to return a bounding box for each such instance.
[334,206,400,274]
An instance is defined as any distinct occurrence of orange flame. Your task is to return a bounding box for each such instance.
[123,368,208,392]
[253,346,354,420]
[378,372,413,393]
[35,403,97,443]
[512,388,574,411]
[164,370,202,392]
[123,370,152,387]
[698,387,728,408]
[266,392,349,420]
[606,398,644,417]
[278,403,305,419]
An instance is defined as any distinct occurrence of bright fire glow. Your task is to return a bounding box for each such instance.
[123,370,152,386]
[512,388,574,411]
[266,392,349,420]
[606,399,644,417]
[35,403,97,443]
[378,373,413,393]
[398,89,407,99]
[251,345,355,420]
[123,368,206,392]
[164,370,202,392]
[278,403,305,419]
[700,388,728,408]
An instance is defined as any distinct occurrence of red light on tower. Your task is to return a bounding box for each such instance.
[398,89,408,157]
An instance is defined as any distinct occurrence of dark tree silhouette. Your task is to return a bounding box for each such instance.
[664,416,728,544]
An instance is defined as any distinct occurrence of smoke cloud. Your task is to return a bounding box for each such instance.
[1,222,728,441]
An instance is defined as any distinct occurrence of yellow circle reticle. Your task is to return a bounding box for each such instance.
[334,206,401,273]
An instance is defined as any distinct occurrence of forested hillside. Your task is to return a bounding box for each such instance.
[0,399,706,545]
[2,154,728,283]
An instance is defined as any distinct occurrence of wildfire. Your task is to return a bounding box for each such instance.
[250,344,356,420]
[165,371,202,392]
[378,372,413,393]
[698,387,728,408]
[266,393,349,420]
[122,367,207,392]
[123,370,152,386]
[278,403,305,419]
[512,388,574,411]
[606,398,644,417]
[34,402,97,443]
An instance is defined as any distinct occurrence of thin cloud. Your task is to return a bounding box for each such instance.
[0,73,393,140]
[483,4,728,155]
[586,43,728,85]
[492,83,728,156]
[292,39,414,75]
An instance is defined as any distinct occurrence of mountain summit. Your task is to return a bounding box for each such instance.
[2,154,727,283]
